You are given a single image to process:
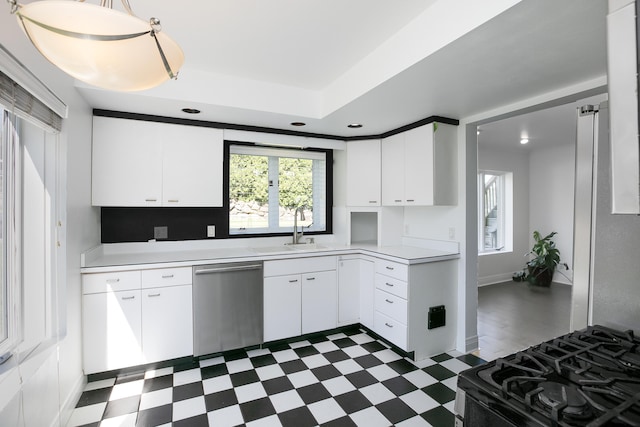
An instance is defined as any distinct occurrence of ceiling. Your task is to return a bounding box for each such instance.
[50,0,609,138]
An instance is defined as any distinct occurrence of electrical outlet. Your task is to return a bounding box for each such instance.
[154,226,168,239]
[448,227,455,239]
[207,225,216,238]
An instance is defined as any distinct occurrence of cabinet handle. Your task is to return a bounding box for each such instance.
[386,266,394,271]
[394,199,402,203]
[385,299,394,304]
[167,199,179,203]
[385,322,394,328]
[106,278,120,283]
[161,274,174,279]
[121,296,135,300]
[406,199,415,202]
[306,277,316,281]
[145,198,157,202]
[369,201,377,204]
[385,282,394,287]
[148,293,161,297]
[289,279,299,283]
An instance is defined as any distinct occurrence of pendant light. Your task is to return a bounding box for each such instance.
[8,0,185,92]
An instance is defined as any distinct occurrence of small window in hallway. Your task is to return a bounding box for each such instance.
[478,171,513,253]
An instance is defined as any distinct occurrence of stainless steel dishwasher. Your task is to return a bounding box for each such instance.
[193,262,263,357]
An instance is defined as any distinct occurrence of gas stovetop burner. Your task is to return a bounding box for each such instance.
[538,381,589,416]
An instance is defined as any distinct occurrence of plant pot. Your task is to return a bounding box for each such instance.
[527,266,553,287]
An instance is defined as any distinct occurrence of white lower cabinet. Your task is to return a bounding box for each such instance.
[263,257,337,342]
[141,284,193,364]
[371,258,457,360]
[263,275,302,342]
[82,267,193,374]
[83,289,143,375]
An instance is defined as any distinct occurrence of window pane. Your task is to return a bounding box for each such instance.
[0,111,5,344]
[279,157,313,229]
[229,153,269,230]
[483,173,499,250]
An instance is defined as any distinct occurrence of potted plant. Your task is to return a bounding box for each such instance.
[512,231,568,287]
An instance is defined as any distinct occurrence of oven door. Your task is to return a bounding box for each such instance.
[455,388,528,427]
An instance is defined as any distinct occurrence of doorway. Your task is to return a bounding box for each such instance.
[469,94,605,360]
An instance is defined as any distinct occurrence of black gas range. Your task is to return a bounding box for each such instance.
[455,325,640,426]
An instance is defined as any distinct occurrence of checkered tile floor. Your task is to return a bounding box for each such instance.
[68,328,485,427]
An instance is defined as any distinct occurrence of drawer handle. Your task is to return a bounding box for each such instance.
[369,200,377,204]
[385,322,394,328]
[121,296,135,300]
[145,198,157,202]
[167,199,179,203]
[385,299,394,304]
[406,199,415,202]
[148,293,161,297]
[385,283,394,287]
[385,266,394,271]
[394,199,402,203]
[106,278,120,283]
[306,277,316,281]
[289,279,299,283]
[161,274,174,279]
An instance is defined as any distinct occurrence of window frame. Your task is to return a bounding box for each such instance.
[478,170,512,254]
[226,141,333,238]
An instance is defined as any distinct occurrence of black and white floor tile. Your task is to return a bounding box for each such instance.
[68,328,485,427]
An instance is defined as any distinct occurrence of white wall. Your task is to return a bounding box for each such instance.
[477,148,530,285]
[528,143,575,284]
[0,10,99,427]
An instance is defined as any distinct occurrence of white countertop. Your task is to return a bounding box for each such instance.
[80,238,460,273]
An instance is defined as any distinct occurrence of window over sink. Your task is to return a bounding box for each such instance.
[228,142,332,237]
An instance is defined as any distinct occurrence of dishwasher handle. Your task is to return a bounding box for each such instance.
[194,264,262,275]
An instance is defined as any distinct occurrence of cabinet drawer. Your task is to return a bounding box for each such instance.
[374,311,407,350]
[375,260,408,281]
[142,267,192,288]
[83,271,141,294]
[264,256,336,277]
[375,273,408,299]
[374,289,407,324]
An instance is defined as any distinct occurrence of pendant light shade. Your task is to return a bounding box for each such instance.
[12,1,184,92]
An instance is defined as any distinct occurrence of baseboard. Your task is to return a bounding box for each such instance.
[477,272,514,287]
[465,335,479,353]
[55,373,86,427]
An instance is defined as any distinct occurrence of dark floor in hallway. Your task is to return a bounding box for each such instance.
[476,281,571,361]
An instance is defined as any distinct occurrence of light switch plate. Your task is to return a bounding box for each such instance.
[207,225,215,237]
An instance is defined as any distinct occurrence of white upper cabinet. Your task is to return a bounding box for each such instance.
[381,122,457,206]
[161,124,224,207]
[92,116,224,207]
[346,139,381,206]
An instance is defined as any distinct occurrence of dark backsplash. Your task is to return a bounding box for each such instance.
[100,207,230,243]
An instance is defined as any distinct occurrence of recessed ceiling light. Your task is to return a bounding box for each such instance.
[291,122,306,127]
[182,108,200,114]
[520,138,529,145]
[348,123,363,129]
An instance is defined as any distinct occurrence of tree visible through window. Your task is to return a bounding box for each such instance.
[229,144,328,235]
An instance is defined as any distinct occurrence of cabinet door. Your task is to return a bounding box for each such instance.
[381,133,405,206]
[92,116,163,206]
[359,258,375,329]
[404,124,434,205]
[162,125,224,207]
[301,270,337,334]
[264,275,302,341]
[82,290,143,374]
[337,258,360,326]
[142,285,193,363]
[346,139,381,206]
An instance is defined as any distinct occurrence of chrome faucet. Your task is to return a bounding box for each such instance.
[293,206,305,244]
